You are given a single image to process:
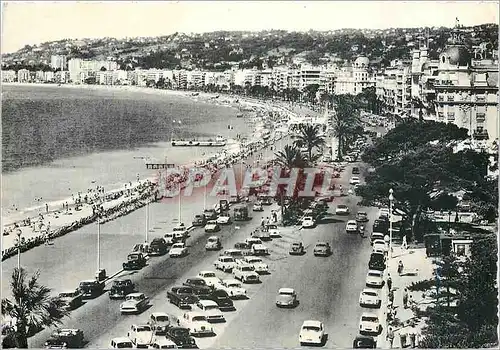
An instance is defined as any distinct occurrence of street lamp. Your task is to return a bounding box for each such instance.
[16,229,22,270]
[448,210,452,235]
[145,202,150,243]
[97,216,101,272]
[389,188,394,261]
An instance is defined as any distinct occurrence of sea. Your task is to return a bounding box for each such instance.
[1,84,253,219]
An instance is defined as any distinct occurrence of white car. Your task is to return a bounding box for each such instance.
[204,220,221,233]
[120,292,149,314]
[349,176,361,185]
[110,337,133,349]
[127,324,154,348]
[169,243,188,258]
[195,300,225,323]
[218,279,247,299]
[335,204,350,215]
[216,214,232,225]
[366,270,384,288]
[198,271,221,287]
[299,320,325,346]
[214,256,237,272]
[205,236,222,251]
[359,289,381,308]
[359,312,382,335]
[150,337,177,349]
[266,224,281,238]
[149,312,175,335]
[345,220,358,233]
[233,264,260,283]
[302,216,315,228]
[245,237,263,247]
[251,243,269,256]
[241,256,269,274]
[172,224,189,239]
[253,202,264,211]
[181,312,214,337]
[372,239,388,253]
[276,288,298,308]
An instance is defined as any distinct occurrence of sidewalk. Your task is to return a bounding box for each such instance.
[378,245,436,348]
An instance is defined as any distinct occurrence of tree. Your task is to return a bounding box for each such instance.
[302,84,320,104]
[274,145,307,169]
[330,94,362,159]
[2,268,69,348]
[292,124,325,163]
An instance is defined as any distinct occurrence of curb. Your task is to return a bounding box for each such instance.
[103,269,125,285]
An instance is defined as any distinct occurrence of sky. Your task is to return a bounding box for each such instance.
[2,1,499,54]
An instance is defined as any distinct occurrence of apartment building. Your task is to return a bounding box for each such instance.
[1,70,16,82]
[50,55,67,70]
[68,58,119,83]
[17,69,30,83]
[377,60,412,116]
[186,70,206,89]
[334,57,375,95]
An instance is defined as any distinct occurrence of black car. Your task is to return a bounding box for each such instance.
[166,327,198,348]
[372,219,389,234]
[183,278,213,296]
[353,335,376,348]
[198,289,235,311]
[109,279,135,299]
[192,214,207,227]
[368,252,386,271]
[167,286,199,310]
[78,280,105,299]
[46,329,85,349]
[149,238,168,256]
[123,252,147,270]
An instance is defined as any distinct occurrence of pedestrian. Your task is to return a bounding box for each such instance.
[45,203,49,213]
[387,274,392,291]
[402,235,408,250]
[403,288,409,308]
[399,328,407,348]
[261,218,265,228]
[387,326,395,349]
[389,290,394,304]
[398,260,404,275]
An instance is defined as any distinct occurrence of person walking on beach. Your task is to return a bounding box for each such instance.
[45,203,49,213]
[403,288,409,308]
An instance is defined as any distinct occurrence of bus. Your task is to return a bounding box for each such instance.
[233,205,250,221]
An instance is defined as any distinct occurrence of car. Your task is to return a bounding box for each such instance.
[150,337,178,349]
[120,292,149,314]
[372,220,388,234]
[46,329,85,349]
[195,300,225,323]
[216,213,232,225]
[149,312,176,335]
[217,279,247,299]
[110,337,133,349]
[349,176,361,185]
[127,324,154,348]
[275,288,298,308]
[299,320,325,346]
[253,202,264,212]
[222,248,245,259]
[170,243,188,258]
[313,242,331,257]
[335,204,350,215]
[372,239,388,253]
[172,224,189,239]
[204,220,221,233]
[192,214,207,227]
[257,228,271,241]
[370,232,385,244]
[167,286,199,310]
[368,253,386,271]
[180,312,214,337]
[365,270,384,288]
[205,236,222,251]
[164,232,179,246]
[301,216,316,228]
[378,207,390,218]
[353,335,376,348]
[346,220,359,233]
[245,237,263,247]
[241,256,269,274]
[165,327,198,349]
[214,255,236,272]
[356,211,369,222]
[266,224,281,238]
[198,271,221,288]
[149,238,168,256]
[203,209,217,220]
[259,196,272,205]
[289,242,305,255]
[233,264,260,283]
[359,289,381,308]
[58,289,83,310]
[251,243,269,256]
[109,279,135,299]
[183,278,213,296]
[359,312,382,335]
[78,280,105,299]
[123,252,147,270]
[197,289,235,311]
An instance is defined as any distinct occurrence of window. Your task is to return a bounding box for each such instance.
[447,112,455,121]
[438,95,444,101]
[476,112,486,122]
[456,244,466,256]
[447,95,455,102]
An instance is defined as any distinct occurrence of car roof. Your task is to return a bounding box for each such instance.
[199,270,216,275]
[112,337,133,343]
[362,288,379,294]
[278,288,295,294]
[368,270,383,275]
[151,312,169,317]
[347,220,357,224]
[223,278,240,284]
[219,255,233,259]
[186,311,205,317]
[361,312,379,318]
[253,244,267,249]
[198,299,217,306]
[154,338,176,345]
[302,320,322,327]
[316,241,328,245]
[303,216,313,220]
[127,292,144,297]
[208,236,219,240]
[373,240,386,244]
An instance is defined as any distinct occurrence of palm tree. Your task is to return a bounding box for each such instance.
[292,124,325,163]
[274,145,307,169]
[330,94,362,159]
[2,268,69,348]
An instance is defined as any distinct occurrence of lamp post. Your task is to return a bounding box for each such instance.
[16,229,22,270]
[389,188,394,262]
[97,216,101,273]
[145,202,149,243]
[448,210,452,235]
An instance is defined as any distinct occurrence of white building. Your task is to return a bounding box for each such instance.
[50,55,67,70]
[17,69,30,83]
[334,57,375,95]
[1,70,16,82]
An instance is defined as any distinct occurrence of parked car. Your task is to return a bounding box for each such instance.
[353,335,377,349]
[58,289,83,310]
[241,256,269,274]
[245,237,262,247]
[120,292,149,314]
[149,312,176,335]
[289,242,305,255]
[370,232,385,244]
[109,279,135,299]
[127,324,154,348]
[266,224,281,238]
[214,255,237,272]
[301,216,316,228]
[198,271,221,288]
[313,242,331,257]
[233,264,260,283]
[216,214,232,225]
[299,320,325,346]
[165,327,198,348]
[359,313,382,335]
[345,220,359,233]
[352,166,360,175]
[180,312,214,337]
[195,300,225,323]
[251,244,269,256]
[46,329,85,349]
[356,211,369,222]
[365,270,384,288]
[110,337,133,349]
[197,288,235,311]
[149,238,168,256]
[217,279,247,299]
[150,337,177,349]
[192,215,206,227]
[170,243,188,258]
[359,289,381,308]
[78,280,104,299]
[372,239,389,254]
[205,236,222,251]
[222,249,245,259]
[368,252,386,271]
[335,204,350,215]
[203,209,217,220]
[183,278,213,296]
[275,288,298,308]
[123,252,147,270]
[204,220,221,233]
[167,286,199,310]
[252,202,264,212]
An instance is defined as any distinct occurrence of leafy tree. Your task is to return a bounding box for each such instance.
[292,124,325,162]
[274,145,307,169]
[302,84,320,104]
[1,268,69,348]
[329,94,362,159]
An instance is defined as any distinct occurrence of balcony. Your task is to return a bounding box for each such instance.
[473,129,489,140]
[476,113,486,123]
